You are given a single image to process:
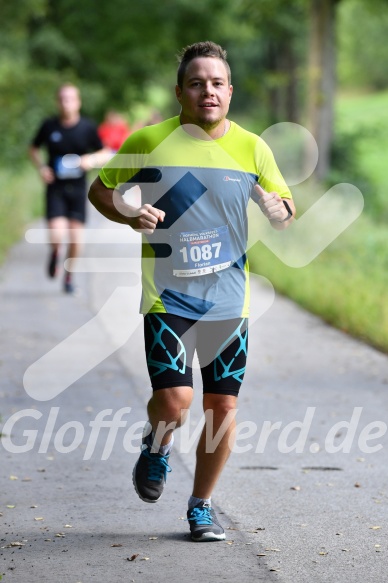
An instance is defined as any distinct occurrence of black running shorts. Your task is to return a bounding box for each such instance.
[144,313,248,397]
[46,182,87,223]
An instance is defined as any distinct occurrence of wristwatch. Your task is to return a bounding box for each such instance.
[280,199,293,222]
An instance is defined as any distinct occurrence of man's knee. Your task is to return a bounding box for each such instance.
[203,393,237,417]
[149,386,193,420]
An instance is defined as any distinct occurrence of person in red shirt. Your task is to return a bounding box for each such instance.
[98,111,131,153]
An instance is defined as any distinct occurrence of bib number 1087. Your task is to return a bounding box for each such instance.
[179,242,221,263]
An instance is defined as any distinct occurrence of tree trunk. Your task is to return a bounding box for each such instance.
[267,40,300,124]
[306,0,339,181]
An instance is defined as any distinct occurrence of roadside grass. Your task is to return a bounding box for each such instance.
[248,182,388,354]
[335,89,388,219]
[0,165,43,264]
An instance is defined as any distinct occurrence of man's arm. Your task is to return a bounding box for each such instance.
[79,148,114,172]
[28,145,55,184]
[88,176,165,234]
[254,184,296,231]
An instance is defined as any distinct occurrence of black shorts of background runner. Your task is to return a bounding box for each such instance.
[46,182,87,223]
[144,313,248,397]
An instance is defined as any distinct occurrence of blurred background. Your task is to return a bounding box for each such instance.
[1,0,387,351]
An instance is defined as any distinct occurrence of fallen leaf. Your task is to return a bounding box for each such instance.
[37,468,46,473]
[148,537,158,540]
[111,544,123,547]
[342,548,350,552]
[141,557,150,561]
[6,505,15,509]
[356,457,365,462]
[127,554,139,561]
[375,544,381,548]
[290,486,301,491]
[257,553,266,556]
[30,505,38,508]
[55,533,66,538]
[64,524,73,528]
[370,526,382,530]
[270,568,280,572]
[9,475,18,481]
[34,517,44,521]
[354,482,361,488]
[265,548,281,552]
[10,542,25,547]
[226,541,234,545]
[319,551,328,555]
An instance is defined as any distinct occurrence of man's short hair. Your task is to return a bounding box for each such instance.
[56,83,80,98]
[177,41,231,88]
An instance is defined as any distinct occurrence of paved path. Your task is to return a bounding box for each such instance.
[1,204,387,583]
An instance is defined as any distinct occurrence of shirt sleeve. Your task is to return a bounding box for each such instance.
[254,137,292,199]
[99,132,147,189]
[31,120,49,148]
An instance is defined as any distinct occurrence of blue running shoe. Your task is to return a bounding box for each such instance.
[132,434,172,503]
[187,502,225,542]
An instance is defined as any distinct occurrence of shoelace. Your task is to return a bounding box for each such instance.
[187,506,213,525]
[142,448,172,482]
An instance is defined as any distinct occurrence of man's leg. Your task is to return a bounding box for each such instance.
[64,218,84,293]
[186,395,238,542]
[147,385,193,447]
[133,386,193,503]
[186,317,247,541]
[133,313,196,503]
[47,216,67,278]
[192,393,237,499]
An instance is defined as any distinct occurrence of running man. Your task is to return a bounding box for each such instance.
[88,41,295,541]
[29,83,108,293]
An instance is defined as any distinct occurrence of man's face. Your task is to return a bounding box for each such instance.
[57,86,81,117]
[176,57,233,130]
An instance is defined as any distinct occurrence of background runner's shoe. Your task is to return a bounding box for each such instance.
[187,502,225,542]
[64,280,75,294]
[48,249,58,278]
[132,443,172,503]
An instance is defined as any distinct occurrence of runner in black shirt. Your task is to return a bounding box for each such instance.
[29,83,108,293]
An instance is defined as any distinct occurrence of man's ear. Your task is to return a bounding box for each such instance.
[175,85,182,102]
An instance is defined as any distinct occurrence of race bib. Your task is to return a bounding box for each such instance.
[54,154,83,179]
[172,225,232,277]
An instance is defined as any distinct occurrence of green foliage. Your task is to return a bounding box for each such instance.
[326,126,372,201]
[338,0,388,90]
[335,89,388,221]
[29,25,80,70]
[0,166,43,264]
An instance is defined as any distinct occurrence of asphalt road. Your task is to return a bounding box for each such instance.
[1,203,387,583]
